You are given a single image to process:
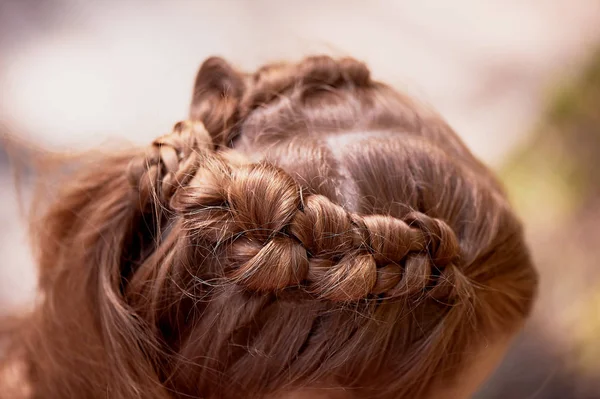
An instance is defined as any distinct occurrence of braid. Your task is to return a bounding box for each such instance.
[9,54,537,399]
[127,120,212,209]
[127,54,472,304]
[166,157,470,303]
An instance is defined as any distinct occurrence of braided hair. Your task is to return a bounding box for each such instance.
[128,120,469,303]
[4,55,537,399]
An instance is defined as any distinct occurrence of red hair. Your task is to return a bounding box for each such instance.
[0,55,537,398]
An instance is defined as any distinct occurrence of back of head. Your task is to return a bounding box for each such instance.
[2,56,537,399]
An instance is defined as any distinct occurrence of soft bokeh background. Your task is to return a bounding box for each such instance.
[1,1,599,397]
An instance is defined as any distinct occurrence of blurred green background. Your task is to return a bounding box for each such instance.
[478,49,600,399]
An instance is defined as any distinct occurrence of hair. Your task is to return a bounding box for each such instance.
[0,55,537,398]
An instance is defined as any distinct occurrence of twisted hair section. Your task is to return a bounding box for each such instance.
[2,55,537,399]
[128,120,472,303]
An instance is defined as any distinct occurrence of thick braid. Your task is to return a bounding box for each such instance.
[128,123,469,302]
[173,162,309,291]
[170,159,470,303]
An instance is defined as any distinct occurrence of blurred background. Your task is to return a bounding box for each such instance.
[1,1,599,397]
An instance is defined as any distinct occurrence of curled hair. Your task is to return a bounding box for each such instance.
[1,55,537,399]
